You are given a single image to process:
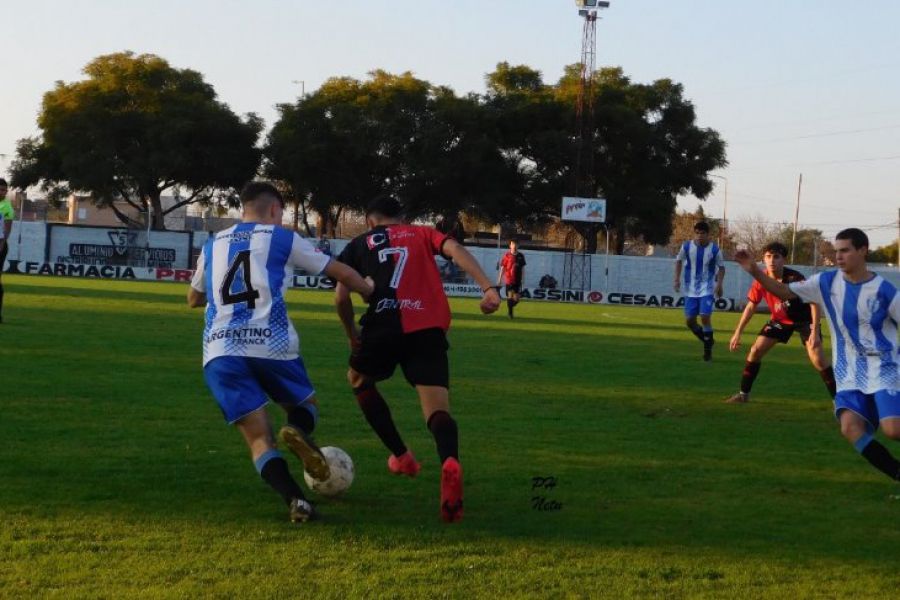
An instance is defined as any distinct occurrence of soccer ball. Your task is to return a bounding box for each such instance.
[303,446,354,497]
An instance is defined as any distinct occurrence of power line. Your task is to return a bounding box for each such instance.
[789,154,900,167]
[732,123,900,145]
[730,108,900,133]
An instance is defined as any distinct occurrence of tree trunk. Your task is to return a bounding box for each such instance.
[575,222,601,254]
[292,198,301,232]
[614,223,626,255]
[149,190,166,230]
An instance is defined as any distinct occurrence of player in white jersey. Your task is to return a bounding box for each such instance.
[674,221,725,361]
[188,182,373,523]
[735,228,900,484]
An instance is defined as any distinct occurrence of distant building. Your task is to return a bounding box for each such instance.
[67,195,188,229]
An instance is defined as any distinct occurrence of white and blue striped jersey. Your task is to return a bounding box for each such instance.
[676,241,724,298]
[190,223,331,366]
[789,271,899,394]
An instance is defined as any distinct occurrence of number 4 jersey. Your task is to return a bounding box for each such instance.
[190,223,331,366]
[338,224,451,334]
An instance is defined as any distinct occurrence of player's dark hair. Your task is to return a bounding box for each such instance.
[0,178,7,186]
[762,241,789,257]
[240,181,284,208]
[835,228,869,250]
[366,195,403,218]
[693,221,710,233]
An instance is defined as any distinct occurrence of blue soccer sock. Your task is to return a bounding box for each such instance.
[854,434,900,481]
[287,405,316,435]
[255,449,306,504]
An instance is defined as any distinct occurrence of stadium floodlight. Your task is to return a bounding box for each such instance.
[575,1,610,8]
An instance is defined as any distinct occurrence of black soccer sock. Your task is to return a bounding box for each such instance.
[256,450,306,504]
[427,410,458,464]
[287,405,316,435]
[702,326,714,345]
[819,366,837,398]
[855,434,900,481]
[353,384,407,457]
[0,282,4,319]
[689,324,704,341]
[507,299,514,317]
[740,361,762,394]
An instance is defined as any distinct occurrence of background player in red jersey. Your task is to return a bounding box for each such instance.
[725,242,836,404]
[334,196,501,522]
[497,240,526,318]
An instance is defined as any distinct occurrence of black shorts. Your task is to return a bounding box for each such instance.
[350,327,450,388]
[759,320,815,345]
[505,283,521,295]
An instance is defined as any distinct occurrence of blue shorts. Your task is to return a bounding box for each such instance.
[833,389,900,431]
[684,295,714,317]
[204,356,317,424]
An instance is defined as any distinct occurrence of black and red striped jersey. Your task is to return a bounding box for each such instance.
[338,224,451,333]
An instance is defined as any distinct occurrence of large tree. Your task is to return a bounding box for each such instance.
[10,52,262,229]
[265,71,520,235]
[486,63,727,253]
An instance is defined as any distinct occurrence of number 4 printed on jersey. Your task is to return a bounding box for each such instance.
[378,247,408,289]
[221,250,260,308]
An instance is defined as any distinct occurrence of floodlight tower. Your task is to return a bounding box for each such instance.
[563,1,610,291]
[574,0,609,198]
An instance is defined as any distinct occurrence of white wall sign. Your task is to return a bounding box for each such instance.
[561,197,606,223]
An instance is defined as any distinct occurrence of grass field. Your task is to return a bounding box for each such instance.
[1,274,899,599]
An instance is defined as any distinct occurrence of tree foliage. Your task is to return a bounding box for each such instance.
[869,241,899,265]
[265,71,521,236]
[10,52,262,229]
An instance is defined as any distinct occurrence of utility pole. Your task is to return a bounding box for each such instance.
[710,174,728,248]
[790,173,802,264]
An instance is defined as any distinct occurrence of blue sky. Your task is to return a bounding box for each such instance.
[1,0,897,247]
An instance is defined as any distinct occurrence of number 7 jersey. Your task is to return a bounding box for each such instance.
[338,224,451,334]
[190,223,331,365]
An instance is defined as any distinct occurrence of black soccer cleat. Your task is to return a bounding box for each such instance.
[289,497,319,523]
[702,338,714,362]
[279,425,331,482]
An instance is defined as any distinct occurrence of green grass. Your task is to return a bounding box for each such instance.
[1,275,899,599]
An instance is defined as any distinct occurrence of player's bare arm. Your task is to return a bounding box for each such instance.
[187,287,206,308]
[442,239,501,314]
[807,302,822,350]
[673,260,682,293]
[714,266,725,298]
[730,300,757,352]
[324,259,374,303]
[733,250,798,301]
[334,282,361,346]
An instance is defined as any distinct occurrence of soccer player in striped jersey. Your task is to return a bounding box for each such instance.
[734,228,900,483]
[725,242,836,403]
[674,221,725,361]
[188,182,373,523]
[334,196,501,522]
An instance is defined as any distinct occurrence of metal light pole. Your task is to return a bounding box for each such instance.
[790,173,802,264]
[292,80,306,97]
[709,174,728,248]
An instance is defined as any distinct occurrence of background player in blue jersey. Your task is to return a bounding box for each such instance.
[188,182,373,523]
[674,221,725,361]
[735,228,900,484]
